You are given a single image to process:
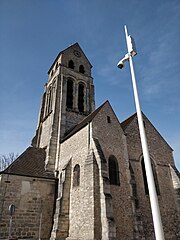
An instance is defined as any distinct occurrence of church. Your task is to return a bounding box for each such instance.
[0,43,179,240]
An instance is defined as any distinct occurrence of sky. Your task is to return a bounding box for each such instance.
[0,0,180,170]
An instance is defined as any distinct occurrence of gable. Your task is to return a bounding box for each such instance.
[48,43,92,75]
[61,100,124,144]
[123,113,173,152]
[92,101,125,140]
[61,42,92,67]
[143,114,173,151]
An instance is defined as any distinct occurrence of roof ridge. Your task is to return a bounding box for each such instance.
[61,100,109,142]
[121,112,136,130]
[121,112,173,151]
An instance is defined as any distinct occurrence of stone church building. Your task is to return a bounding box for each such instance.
[0,43,179,240]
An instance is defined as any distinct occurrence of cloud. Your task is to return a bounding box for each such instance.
[138,2,180,102]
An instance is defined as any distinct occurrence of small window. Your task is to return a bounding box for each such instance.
[137,119,146,128]
[108,156,120,185]
[73,164,80,187]
[107,116,111,123]
[68,60,74,69]
[79,65,85,74]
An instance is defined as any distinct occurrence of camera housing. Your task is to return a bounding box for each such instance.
[117,60,125,69]
[117,54,129,69]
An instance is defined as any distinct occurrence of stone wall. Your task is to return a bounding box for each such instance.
[39,114,54,148]
[58,120,107,240]
[50,161,72,240]
[59,125,98,239]
[57,102,136,239]
[0,174,55,240]
[124,114,180,239]
[92,102,134,240]
[65,111,87,133]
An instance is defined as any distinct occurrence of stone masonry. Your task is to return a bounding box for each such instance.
[0,175,55,240]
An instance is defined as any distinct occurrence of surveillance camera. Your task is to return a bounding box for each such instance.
[117,54,129,69]
[117,60,125,69]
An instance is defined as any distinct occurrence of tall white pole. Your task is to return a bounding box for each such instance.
[124,25,165,240]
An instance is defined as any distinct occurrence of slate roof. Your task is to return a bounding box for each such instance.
[62,100,108,142]
[1,147,55,179]
[121,113,136,130]
[121,113,136,131]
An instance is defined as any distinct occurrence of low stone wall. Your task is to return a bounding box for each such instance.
[0,174,55,240]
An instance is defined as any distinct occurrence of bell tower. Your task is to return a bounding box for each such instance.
[32,43,95,171]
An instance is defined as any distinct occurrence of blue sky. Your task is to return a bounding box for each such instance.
[0,0,180,169]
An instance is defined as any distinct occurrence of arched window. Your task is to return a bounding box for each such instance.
[45,86,53,116]
[78,83,84,113]
[48,87,52,113]
[52,80,56,95]
[55,62,58,70]
[66,79,73,109]
[108,156,120,185]
[45,92,49,116]
[79,65,85,74]
[141,157,160,195]
[73,164,80,187]
[51,70,54,77]
[68,60,74,69]
[141,158,149,195]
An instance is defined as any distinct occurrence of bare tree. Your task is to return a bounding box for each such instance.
[0,153,18,171]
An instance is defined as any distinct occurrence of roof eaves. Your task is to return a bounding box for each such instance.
[1,171,56,180]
